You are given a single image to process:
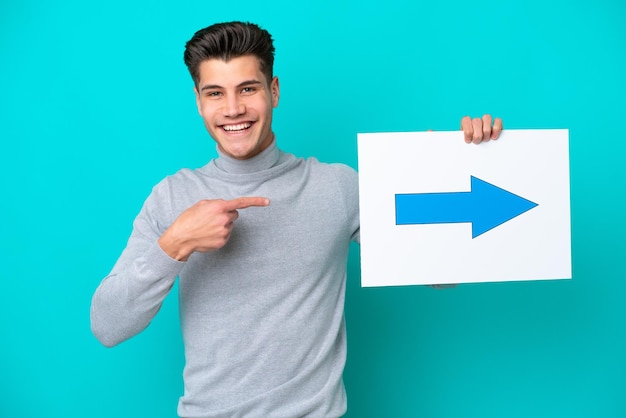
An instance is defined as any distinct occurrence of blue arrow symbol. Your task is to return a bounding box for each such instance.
[395,176,538,238]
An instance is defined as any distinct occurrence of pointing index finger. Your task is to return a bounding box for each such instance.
[226,197,271,210]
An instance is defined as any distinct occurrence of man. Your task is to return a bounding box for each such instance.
[91,21,502,417]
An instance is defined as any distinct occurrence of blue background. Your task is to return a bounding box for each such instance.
[1,0,625,416]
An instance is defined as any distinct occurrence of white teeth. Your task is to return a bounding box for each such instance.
[223,123,251,131]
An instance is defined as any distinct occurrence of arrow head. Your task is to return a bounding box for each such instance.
[470,176,538,238]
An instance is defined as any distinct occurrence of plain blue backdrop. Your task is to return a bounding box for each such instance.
[1,0,625,416]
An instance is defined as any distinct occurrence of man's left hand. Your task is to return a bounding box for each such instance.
[461,114,503,144]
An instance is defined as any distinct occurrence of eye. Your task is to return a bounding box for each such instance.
[241,86,256,94]
[205,91,222,98]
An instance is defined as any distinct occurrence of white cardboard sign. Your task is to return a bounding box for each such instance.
[357,129,571,287]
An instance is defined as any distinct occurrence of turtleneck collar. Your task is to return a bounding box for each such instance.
[213,139,280,175]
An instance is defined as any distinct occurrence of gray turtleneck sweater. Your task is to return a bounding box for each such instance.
[90,140,360,417]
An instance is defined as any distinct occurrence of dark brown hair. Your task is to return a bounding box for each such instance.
[183,21,275,87]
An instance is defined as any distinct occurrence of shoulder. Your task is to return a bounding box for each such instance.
[154,166,204,189]
[305,158,357,182]
[303,158,359,204]
[141,168,203,209]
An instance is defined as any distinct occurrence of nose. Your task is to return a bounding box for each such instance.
[223,95,245,117]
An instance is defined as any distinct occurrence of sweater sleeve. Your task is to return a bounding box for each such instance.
[332,163,360,244]
[90,180,185,347]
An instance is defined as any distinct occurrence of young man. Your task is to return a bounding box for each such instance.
[91,21,502,417]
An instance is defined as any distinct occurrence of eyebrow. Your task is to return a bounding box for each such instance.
[200,79,263,92]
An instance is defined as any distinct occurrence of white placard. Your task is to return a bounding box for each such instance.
[357,129,571,286]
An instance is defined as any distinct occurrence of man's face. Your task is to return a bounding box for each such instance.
[194,55,279,160]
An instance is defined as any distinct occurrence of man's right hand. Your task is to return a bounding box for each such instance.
[158,197,270,261]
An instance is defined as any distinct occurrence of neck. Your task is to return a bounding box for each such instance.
[214,138,280,174]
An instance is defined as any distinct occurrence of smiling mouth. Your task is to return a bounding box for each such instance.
[221,122,252,133]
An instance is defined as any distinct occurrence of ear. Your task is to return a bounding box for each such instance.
[193,86,202,115]
[270,76,280,108]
